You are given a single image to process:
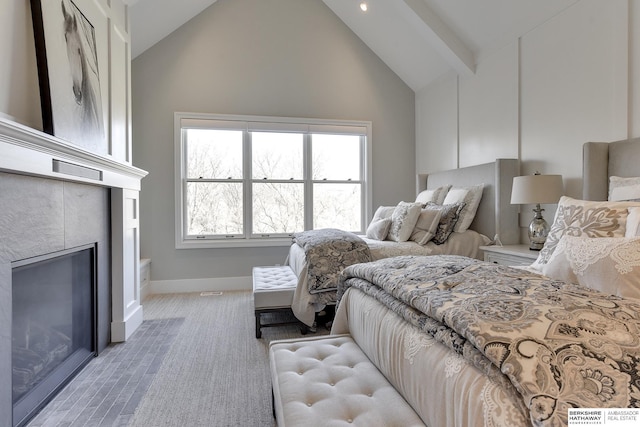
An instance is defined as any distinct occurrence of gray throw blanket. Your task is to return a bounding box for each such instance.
[293,228,372,294]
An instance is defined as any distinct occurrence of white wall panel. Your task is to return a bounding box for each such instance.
[415,72,458,174]
[520,0,628,197]
[459,42,519,167]
[111,25,129,162]
[632,0,640,136]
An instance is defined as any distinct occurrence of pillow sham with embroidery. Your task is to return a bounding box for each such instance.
[388,202,422,242]
[366,218,392,240]
[410,209,443,245]
[424,202,465,244]
[442,184,484,232]
[415,185,451,205]
[530,196,639,271]
[609,176,640,202]
[542,235,640,301]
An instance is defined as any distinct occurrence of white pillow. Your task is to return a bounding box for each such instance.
[371,205,396,221]
[415,185,451,205]
[609,176,640,201]
[366,218,392,240]
[387,201,422,242]
[542,235,640,301]
[410,209,442,245]
[626,207,640,237]
[530,196,640,271]
[442,184,484,232]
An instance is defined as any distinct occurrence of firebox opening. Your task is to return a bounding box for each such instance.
[11,244,97,427]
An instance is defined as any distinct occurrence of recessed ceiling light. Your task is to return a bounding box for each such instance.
[360,2,368,12]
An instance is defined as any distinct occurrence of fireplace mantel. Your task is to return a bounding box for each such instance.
[0,117,147,190]
[0,116,148,343]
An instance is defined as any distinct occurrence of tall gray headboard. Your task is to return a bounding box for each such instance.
[416,159,520,245]
[583,137,640,201]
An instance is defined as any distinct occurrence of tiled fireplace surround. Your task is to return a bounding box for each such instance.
[0,119,147,426]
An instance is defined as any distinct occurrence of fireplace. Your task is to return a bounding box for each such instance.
[12,245,97,427]
[0,118,146,427]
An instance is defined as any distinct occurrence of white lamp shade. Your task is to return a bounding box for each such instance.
[511,174,563,204]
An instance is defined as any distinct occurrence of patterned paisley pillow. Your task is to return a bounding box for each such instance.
[423,202,465,244]
[530,196,640,271]
[442,183,484,232]
[388,202,422,242]
[543,236,640,301]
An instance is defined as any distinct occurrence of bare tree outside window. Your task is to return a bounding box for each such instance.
[178,115,369,244]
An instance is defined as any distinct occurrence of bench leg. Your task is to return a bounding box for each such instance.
[272,387,276,419]
[255,311,262,339]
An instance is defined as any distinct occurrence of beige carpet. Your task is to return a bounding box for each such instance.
[128,291,329,427]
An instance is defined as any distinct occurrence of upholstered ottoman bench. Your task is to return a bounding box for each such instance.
[253,265,300,338]
[269,334,426,427]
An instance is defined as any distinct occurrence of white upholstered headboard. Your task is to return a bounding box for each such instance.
[583,137,640,201]
[416,159,520,245]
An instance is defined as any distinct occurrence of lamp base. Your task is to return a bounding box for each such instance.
[528,204,549,251]
[528,241,545,251]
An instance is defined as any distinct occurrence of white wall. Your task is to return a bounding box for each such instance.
[416,0,639,235]
[131,0,415,287]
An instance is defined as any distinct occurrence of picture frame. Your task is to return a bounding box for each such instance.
[30,0,107,155]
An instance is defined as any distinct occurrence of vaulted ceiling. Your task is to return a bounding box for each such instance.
[125,0,579,91]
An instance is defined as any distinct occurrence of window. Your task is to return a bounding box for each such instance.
[175,113,372,248]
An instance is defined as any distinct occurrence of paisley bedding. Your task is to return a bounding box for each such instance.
[338,255,640,427]
[292,228,372,294]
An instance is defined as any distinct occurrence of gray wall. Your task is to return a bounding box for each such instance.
[131,0,415,285]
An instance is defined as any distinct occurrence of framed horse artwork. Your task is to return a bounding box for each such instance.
[31,0,107,155]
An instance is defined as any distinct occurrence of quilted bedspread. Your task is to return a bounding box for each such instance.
[292,228,371,294]
[339,255,640,427]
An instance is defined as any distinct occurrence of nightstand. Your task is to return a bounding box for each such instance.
[479,245,539,266]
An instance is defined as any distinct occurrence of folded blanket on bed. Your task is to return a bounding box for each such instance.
[339,255,640,427]
[293,228,372,294]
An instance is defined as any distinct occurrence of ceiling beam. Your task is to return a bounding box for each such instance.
[398,0,475,77]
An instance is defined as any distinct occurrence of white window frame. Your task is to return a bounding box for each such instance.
[174,112,372,249]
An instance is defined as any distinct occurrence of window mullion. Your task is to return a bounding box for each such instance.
[181,129,189,241]
[244,130,252,239]
[360,135,367,229]
[303,133,313,230]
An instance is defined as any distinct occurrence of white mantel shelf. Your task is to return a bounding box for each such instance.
[0,118,147,190]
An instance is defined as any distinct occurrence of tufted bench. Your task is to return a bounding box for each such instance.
[269,334,426,427]
[253,265,301,338]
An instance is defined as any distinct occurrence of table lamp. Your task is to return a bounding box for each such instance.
[511,173,563,250]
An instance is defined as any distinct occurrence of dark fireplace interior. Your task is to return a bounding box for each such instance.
[12,244,97,427]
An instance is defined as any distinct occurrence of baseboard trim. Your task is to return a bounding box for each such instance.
[149,276,252,295]
[111,304,144,343]
[141,281,151,301]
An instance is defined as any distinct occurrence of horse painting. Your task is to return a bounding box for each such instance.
[60,0,104,144]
